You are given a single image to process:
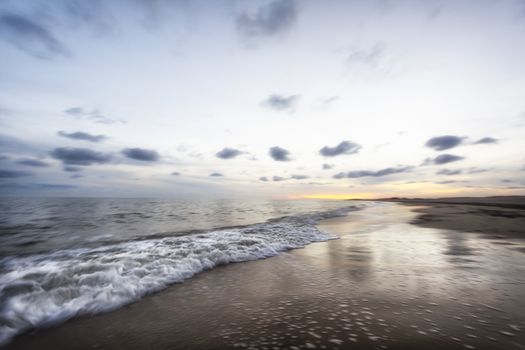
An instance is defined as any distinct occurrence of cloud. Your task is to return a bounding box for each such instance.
[64,107,125,125]
[122,148,160,162]
[51,147,112,166]
[467,167,490,174]
[0,182,77,191]
[63,165,82,172]
[291,174,308,180]
[16,158,50,167]
[322,163,334,170]
[236,0,297,38]
[269,146,291,161]
[333,166,413,179]
[58,131,108,143]
[322,96,340,105]
[436,169,462,176]
[0,170,33,178]
[259,176,269,182]
[65,107,87,117]
[474,137,498,144]
[171,172,180,176]
[346,43,385,67]
[423,154,464,165]
[0,133,39,153]
[36,183,77,189]
[319,140,361,157]
[216,147,242,159]
[272,176,286,182]
[262,94,299,112]
[210,172,223,177]
[0,12,67,59]
[425,135,465,151]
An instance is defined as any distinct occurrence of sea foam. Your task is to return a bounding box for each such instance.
[0,205,361,344]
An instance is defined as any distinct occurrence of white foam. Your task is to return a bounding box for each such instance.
[0,205,361,344]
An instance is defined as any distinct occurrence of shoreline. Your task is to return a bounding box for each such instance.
[368,196,525,241]
[353,195,525,210]
[4,201,525,350]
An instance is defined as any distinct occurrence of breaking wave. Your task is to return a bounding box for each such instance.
[0,205,362,344]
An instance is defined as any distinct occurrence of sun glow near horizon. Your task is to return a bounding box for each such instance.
[299,194,375,200]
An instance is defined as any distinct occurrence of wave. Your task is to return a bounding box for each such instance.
[0,205,363,344]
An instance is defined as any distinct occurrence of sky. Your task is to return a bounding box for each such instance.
[0,0,524,199]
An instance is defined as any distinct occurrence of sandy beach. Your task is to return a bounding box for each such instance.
[4,200,525,350]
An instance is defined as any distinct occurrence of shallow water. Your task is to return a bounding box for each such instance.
[0,198,368,344]
[0,198,355,257]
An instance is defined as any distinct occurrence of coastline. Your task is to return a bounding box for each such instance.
[4,201,525,350]
[370,196,525,241]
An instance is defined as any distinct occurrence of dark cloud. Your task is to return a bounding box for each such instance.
[36,183,77,189]
[436,169,462,176]
[474,137,498,144]
[71,174,83,178]
[259,176,269,182]
[236,0,296,38]
[322,163,334,170]
[262,94,299,112]
[423,154,464,165]
[291,174,308,180]
[63,165,82,172]
[51,147,112,166]
[65,107,87,116]
[436,180,459,185]
[269,146,291,161]
[0,170,33,178]
[501,179,513,183]
[425,135,465,151]
[333,166,413,179]
[216,147,242,159]
[272,176,286,182]
[210,172,223,177]
[171,172,180,176]
[58,131,108,143]
[17,158,50,167]
[0,133,39,153]
[319,141,361,157]
[467,167,490,174]
[64,107,125,125]
[0,12,67,59]
[0,182,77,191]
[122,148,160,162]
[60,0,112,29]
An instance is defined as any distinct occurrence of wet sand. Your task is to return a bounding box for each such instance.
[4,203,525,350]
[406,204,525,241]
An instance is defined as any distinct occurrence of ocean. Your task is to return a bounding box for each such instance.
[0,198,368,344]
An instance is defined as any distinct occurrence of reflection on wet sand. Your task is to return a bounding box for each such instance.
[443,233,479,266]
[6,203,525,350]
